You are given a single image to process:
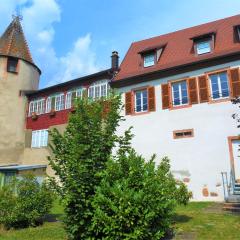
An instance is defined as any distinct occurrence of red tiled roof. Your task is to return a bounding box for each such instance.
[0,16,34,64]
[114,15,240,81]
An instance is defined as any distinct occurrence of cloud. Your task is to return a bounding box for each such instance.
[0,0,100,87]
[53,34,99,84]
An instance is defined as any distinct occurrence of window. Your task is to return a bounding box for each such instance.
[234,25,240,42]
[31,129,48,148]
[7,57,18,73]
[28,99,45,116]
[46,97,52,113]
[135,89,148,113]
[173,129,194,139]
[196,40,211,55]
[143,53,155,67]
[65,88,84,109]
[55,94,65,111]
[88,80,109,99]
[209,72,230,99]
[65,92,72,109]
[171,81,188,106]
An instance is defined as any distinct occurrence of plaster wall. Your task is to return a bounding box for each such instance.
[117,60,240,201]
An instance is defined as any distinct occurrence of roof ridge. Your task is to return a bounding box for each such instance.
[0,16,35,64]
[132,14,240,45]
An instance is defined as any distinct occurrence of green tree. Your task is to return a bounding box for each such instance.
[48,94,123,239]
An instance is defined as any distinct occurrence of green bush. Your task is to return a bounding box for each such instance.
[91,149,190,239]
[0,175,54,229]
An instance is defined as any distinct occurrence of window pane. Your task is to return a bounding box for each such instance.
[172,81,188,106]
[210,74,220,99]
[197,41,211,54]
[31,130,48,148]
[135,89,148,112]
[144,54,155,67]
[65,92,72,109]
[219,72,229,98]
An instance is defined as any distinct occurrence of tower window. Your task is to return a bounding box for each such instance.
[7,57,18,73]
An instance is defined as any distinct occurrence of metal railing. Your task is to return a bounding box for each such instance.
[221,170,236,200]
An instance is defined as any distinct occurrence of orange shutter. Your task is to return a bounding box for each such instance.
[148,86,156,112]
[161,83,170,109]
[229,68,240,98]
[125,92,133,115]
[198,75,209,103]
[188,77,199,104]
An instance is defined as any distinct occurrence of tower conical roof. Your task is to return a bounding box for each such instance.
[0,16,34,64]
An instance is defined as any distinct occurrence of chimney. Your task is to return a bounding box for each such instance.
[111,51,119,71]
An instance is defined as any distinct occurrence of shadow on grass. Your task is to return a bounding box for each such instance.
[173,214,192,224]
[42,213,63,223]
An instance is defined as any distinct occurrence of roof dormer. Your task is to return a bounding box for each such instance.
[190,32,216,56]
[138,44,166,68]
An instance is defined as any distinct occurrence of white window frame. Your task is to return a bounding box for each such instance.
[88,80,109,99]
[65,92,72,109]
[31,129,48,148]
[196,40,211,55]
[46,97,52,113]
[55,93,65,111]
[209,72,230,100]
[171,80,189,106]
[143,53,155,67]
[134,89,148,113]
[28,98,45,116]
[65,88,84,109]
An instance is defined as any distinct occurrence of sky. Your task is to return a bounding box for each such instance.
[0,0,240,88]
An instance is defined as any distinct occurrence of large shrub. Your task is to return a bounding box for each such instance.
[48,95,123,239]
[91,148,190,239]
[0,175,53,229]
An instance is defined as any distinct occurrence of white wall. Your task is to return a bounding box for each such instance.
[117,60,240,201]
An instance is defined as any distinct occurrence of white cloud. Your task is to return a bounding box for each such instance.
[56,34,99,83]
[0,0,100,87]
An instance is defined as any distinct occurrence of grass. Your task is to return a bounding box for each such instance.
[173,202,240,239]
[0,202,239,239]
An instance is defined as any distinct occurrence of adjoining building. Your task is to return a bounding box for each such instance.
[0,15,240,201]
[112,15,240,201]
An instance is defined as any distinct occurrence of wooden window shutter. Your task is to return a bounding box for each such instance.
[125,92,133,115]
[198,75,209,103]
[188,77,199,104]
[229,68,240,98]
[161,83,170,109]
[148,86,156,112]
[51,97,56,110]
[25,130,32,148]
[71,91,77,107]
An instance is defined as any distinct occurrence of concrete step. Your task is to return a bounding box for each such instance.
[223,202,240,213]
[223,206,240,213]
[224,203,240,208]
[226,195,240,203]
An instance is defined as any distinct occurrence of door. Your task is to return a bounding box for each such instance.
[232,139,240,181]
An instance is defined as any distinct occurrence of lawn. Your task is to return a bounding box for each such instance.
[0,202,239,240]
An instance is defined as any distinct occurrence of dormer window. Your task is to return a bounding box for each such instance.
[139,44,166,68]
[191,32,215,56]
[143,53,155,67]
[196,40,211,55]
[234,25,240,42]
[7,57,18,73]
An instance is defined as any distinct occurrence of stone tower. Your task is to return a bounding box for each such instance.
[0,16,41,165]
